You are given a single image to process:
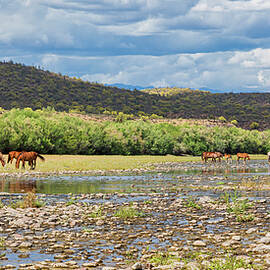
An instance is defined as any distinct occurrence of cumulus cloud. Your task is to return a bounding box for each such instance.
[1,0,268,56]
[0,0,270,91]
[77,48,270,91]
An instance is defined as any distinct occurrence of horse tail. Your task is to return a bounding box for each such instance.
[0,159,5,167]
[37,154,45,161]
[15,152,23,168]
[7,154,11,163]
[201,152,204,160]
[0,153,5,167]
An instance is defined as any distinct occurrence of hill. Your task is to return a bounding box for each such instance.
[1,61,270,130]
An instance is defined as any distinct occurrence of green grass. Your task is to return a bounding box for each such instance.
[87,206,104,218]
[143,200,153,204]
[114,204,145,219]
[82,227,93,233]
[217,181,225,185]
[8,190,45,209]
[236,213,254,222]
[149,252,179,266]
[208,255,254,270]
[1,154,200,173]
[220,190,240,204]
[220,191,254,222]
[0,154,268,174]
[66,198,77,206]
[227,198,252,215]
[184,196,201,210]
[0,237,5,249]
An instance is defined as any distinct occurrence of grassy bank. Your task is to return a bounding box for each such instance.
[0,154,267,173]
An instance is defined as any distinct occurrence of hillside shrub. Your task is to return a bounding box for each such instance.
[0,109,270,155]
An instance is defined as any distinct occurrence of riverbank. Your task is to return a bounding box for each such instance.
[0,154,268,176]
[0,160,270,269]
[0,188,269,269]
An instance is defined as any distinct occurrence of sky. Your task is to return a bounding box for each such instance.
[1,0,270,92]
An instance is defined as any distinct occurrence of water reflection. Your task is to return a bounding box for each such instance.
[0,179,36,193]
[0,160,269,194]
[201,167,251,175]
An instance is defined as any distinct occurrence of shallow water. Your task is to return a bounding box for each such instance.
[0,160,269,194]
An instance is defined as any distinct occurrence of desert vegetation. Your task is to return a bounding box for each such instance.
[0,108,270,156]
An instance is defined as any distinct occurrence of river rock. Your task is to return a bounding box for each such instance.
[258,236,270,244]
[186,262,201,270]
[199,196,213,204]
[132,262,143,270]
[252,244,270,252]
[193,240,206,247]
[246,228,257,234]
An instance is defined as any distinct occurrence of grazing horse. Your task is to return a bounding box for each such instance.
[8,151,33,168]
[0,152,5,167]
[16,151,45,170]
[7,151,23,164]
[237,153,250,163]
[213,152,223,162]
[202,152,223,163]
[224,153,232,163]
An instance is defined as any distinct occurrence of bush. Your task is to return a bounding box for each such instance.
[231,119,238,126]
[250,121,259,130]
[0,108,270,155]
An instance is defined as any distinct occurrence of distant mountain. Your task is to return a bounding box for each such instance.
[199,87,265,93]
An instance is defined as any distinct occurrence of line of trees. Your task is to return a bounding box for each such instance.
[0,108,270,155]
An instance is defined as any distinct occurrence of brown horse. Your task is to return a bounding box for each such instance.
[0,152,5,167]
[7,151,23,164]
[224,153,232,163]
[237,153,250,163]
[213,152,223,162]
[16,152,45,170]
[202,152,223,163]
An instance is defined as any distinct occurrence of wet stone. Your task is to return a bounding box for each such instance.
[0,160,269,270]
[193,240,206,247]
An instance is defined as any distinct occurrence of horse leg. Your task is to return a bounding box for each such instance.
[32,160,36,170]
[28,161,33,170]
[22,160,25,169]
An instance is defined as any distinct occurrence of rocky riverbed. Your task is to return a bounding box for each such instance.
[0,161,269,269]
